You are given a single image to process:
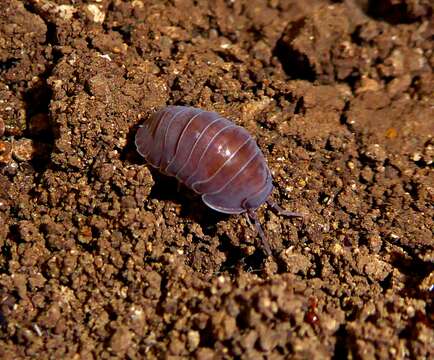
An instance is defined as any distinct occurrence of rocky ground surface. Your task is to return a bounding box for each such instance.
[0,0,433,359]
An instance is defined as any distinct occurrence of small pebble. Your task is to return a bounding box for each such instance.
[86,4,105,23]
[56,4,76,20]
[385,127,398,139]
[363,144,387,162]
[419,272,434,293]
[0,140,12,164]
[411,152,422,162]
[387,74,412,98]
[360,166,374,182]
[12,138,34,162]
[187,330,200,352]
[356,76,381,94]
[110,326,133,353]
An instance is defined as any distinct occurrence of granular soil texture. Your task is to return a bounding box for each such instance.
[0,0,433,359]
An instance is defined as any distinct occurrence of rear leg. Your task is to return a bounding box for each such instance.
[267,199,304,218]
[245,202,304,257]
[246,209,272,256]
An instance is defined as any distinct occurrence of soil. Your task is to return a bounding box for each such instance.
[0,0,433,359]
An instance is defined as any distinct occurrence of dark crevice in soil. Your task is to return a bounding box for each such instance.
[10,2,65,175]
[365,0,431,24]
[272,18,316,81]
[0,58,19,72]
[332,325,349,360]
[217,234,266,275]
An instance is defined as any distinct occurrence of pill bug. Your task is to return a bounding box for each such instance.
[135,106,302,255]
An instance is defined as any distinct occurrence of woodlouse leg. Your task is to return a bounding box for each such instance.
[244,212,253,227]
[247,209,272,256]
[267,200,304,218]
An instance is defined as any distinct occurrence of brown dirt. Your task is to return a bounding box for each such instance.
[0,0,433,359]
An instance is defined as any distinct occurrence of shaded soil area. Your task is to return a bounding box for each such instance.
[0,0,433,358]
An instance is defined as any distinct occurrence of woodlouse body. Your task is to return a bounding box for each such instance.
[135,106,301,255]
